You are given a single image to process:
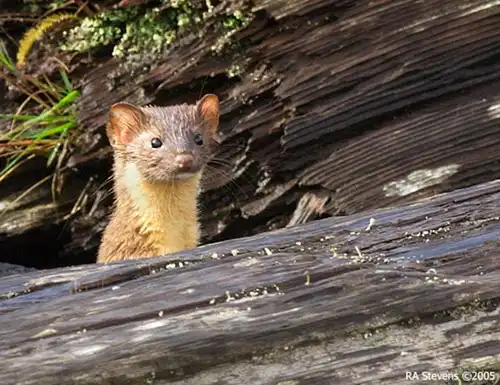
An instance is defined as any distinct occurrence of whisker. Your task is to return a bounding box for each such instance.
[215,142,248,151]
[201,178,241,204]
[207,160,235,169]
[209,157,260,189]
[203,165,251,200]
[198,76,208,100]
[98,187,115,203]
[88,174,114,200]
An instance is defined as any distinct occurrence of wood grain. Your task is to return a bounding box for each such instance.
[1,0,500,267]
[1,179,499,385]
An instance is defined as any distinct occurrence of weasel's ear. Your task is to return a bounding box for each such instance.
[197,94,220,139]
[107,102,145,146]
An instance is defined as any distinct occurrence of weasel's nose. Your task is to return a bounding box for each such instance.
[175,154,194,170]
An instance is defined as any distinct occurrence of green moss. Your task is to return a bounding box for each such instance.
[211,9,253,55]
[59,1,222,64]
[222,9,250,29]
[227,56,251,78]
[60,7,139,53]
[59,1,253,71]
[112,7,179,59]
[60,6,181,59]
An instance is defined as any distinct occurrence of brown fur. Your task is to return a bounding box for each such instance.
[97,95,220,263]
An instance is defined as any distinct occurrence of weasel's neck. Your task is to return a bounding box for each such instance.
[115,162,201,253]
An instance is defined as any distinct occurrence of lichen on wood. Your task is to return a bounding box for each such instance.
[59,0,253,66]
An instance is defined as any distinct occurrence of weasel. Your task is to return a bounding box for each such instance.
[97,94,220,263]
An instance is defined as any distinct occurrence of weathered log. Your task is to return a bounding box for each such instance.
[1,179,499,385]
[1,0,500,268]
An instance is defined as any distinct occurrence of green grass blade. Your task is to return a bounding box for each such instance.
[0,144,35,177]
[0,120,74,176]
[0,50,16,72]
[46,120,73,167]
[0,114,73,124]
[0,49,80,183]
[0,113,40,121]
[0,116,73,140]
[34,121,75,140]
[46,142,62,167]
[54,90,80,110]
[60,71,72,92]
[8,90,79,140]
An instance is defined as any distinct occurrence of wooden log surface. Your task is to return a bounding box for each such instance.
[2,0,500,267]
[1,179,500,385]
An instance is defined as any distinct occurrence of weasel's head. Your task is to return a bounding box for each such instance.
[107,94,220,183]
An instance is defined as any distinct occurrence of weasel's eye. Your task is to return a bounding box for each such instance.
[194,133,204,146]
[151,137,162,148]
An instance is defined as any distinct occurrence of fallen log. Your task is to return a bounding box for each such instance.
[1,179,499,385]
[2,0,500,268]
